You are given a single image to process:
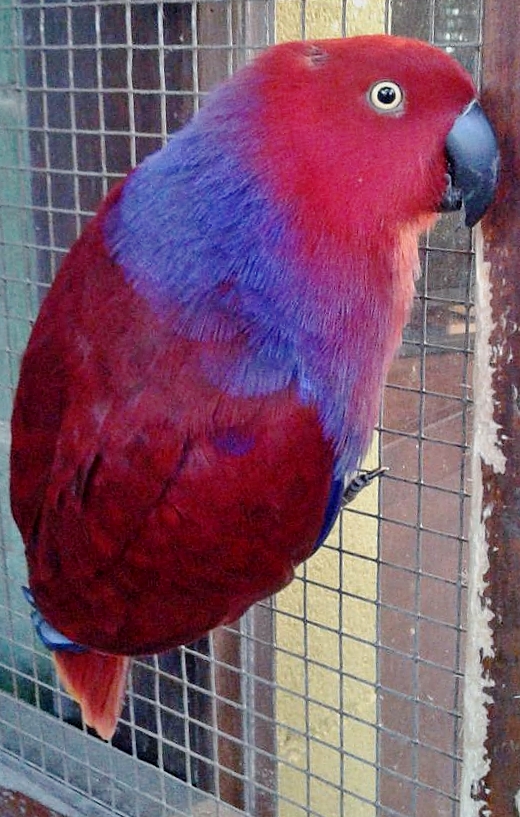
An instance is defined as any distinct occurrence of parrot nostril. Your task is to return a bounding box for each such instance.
[305,45,329,68]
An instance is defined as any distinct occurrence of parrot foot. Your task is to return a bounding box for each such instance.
[22,587,86,653]
[342,466,388,506]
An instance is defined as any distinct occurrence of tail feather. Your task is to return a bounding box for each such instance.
[53,651,131,741]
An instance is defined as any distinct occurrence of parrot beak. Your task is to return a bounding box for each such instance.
[440,100,499,227]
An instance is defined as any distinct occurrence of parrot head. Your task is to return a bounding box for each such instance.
[218,35,498,239]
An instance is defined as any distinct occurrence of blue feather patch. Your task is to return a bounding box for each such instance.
[313,477,345,551]
[22,587,86,654]
[212,429,256,457]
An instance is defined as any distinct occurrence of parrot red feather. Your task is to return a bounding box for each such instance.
[10,35,498,739]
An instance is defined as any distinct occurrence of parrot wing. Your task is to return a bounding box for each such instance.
[11,190,336,659]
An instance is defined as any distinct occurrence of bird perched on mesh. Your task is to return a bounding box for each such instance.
[11,34,498,739]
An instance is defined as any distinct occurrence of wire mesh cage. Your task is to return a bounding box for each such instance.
[0,0,482,815]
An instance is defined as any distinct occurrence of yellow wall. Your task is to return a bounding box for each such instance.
[273,3,385,815]
[275,448,380,816]
[276,0,385,42]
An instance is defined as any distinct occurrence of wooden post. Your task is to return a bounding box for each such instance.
[465,2,520,814]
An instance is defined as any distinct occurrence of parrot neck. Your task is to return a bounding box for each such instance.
[104,107,417,477]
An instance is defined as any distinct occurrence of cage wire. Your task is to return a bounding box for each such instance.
[0,0,482,815]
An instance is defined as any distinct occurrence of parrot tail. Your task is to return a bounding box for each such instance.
[53,651,131,741]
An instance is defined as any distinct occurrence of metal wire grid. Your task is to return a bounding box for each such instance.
[377,246,474,816]
[0,0,481,815]
[377,4,481,814]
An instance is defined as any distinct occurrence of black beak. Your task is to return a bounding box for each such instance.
[440,100,499,228]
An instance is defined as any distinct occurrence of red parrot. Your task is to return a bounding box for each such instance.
[10,35,498,740]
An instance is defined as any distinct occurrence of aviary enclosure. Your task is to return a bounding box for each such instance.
[0,0,517,815]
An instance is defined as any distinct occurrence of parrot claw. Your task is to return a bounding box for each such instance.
[342,466,388,506]
[22,587,86,654]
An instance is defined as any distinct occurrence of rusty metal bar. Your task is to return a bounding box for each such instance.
[466,1,520,814]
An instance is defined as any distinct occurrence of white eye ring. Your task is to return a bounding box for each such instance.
[369,80,404,113]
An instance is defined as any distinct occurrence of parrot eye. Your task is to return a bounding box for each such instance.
[368,81,404,113]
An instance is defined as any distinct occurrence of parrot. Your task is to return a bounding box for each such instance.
[10,34,499,741]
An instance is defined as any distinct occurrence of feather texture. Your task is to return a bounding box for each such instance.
[12,187,336,655]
